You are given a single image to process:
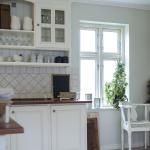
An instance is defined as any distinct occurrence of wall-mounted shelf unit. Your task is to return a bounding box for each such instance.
[0,1,71,67]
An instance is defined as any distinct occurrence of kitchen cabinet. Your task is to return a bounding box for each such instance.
[0,1,35,49]
[9,105,50,150]
[8,104,87,150]
[51,105,87,150]
[0,1,70,67]
[35,2,71,50]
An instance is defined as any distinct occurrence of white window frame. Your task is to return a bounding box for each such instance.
[80,23,125,106]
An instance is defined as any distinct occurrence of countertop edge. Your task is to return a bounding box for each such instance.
[0,119,24,135]
[11,99,92,105]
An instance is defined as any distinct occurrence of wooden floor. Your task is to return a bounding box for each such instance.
[114,148,150,150]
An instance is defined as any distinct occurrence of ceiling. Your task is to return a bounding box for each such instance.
[72,0,150,10]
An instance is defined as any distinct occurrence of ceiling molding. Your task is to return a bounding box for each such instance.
[71,0,150,10]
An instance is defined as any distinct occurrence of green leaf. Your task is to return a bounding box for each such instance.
[104,60,128,109]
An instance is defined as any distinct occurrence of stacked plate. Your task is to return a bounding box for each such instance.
[11,16,21,30]
[23,16,33,31]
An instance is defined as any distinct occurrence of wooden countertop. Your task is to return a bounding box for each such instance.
[0,119,24,135]
[11,98,92,105]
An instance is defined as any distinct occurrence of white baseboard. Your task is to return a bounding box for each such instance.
[101,141,144,150]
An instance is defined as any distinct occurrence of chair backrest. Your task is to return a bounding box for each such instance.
[120,104,150,124]
[120,105,132,124]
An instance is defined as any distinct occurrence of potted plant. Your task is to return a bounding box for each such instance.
[105,60,128,109]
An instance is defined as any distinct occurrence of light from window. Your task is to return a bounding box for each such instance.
[80,59,96,100]
[80,29,96,52]
[103,60,117,84]
[103,31,118,53]
[80,25,124,106]
[103,60,117,104]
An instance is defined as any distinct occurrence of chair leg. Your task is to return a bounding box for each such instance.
[145,131,147,149]
[121,128,124,150]
[128,131,132,150]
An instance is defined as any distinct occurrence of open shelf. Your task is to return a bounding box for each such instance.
[0,45,69,51]
[0,29,34,33]
[0,62,70,67]
[0,45,35,49]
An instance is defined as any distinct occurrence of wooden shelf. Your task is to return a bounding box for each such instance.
[0,62,70,67]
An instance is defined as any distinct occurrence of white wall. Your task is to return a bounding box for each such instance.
[71,3,150,149]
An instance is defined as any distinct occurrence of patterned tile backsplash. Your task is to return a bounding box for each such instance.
[0,66,74,98]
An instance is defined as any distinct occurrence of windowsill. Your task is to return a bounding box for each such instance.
[87,106,117,112]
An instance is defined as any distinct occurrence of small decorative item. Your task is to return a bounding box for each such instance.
[94,98,101,108]
[13,54,23,62]
[59,92,76,100]
[85,93,92,101]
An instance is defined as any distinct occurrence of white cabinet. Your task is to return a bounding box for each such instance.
[35,2,70,50]
[0,1,35,49]
[0,1,71,67]
[51,105,87,150]
[10,105,50,150]
[9,104,87,150]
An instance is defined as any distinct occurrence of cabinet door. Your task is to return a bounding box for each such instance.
[53,6,70,49]
[51,105,87,150]
[35,6,52,47]
[10,106,50,150]
[35,3,70,50]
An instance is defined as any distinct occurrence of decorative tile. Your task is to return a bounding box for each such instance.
[0,67,6,73]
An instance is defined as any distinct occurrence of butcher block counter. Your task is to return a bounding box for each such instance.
[11,98,92,105]
[0,119,23,135]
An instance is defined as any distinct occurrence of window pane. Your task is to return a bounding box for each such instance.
[80,29,96,52]
[103,60,117,104]
[41,28,51,42]
[80,59,96,100]
[103,31,119,53]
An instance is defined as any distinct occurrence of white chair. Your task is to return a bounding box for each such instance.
[120,104,150,150]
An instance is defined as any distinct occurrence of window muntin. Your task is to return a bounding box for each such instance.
[80,24,124,106]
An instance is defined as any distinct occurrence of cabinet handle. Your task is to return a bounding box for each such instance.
[53,110,56,113]
[11,111,15,114]
[37,23,40,26]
